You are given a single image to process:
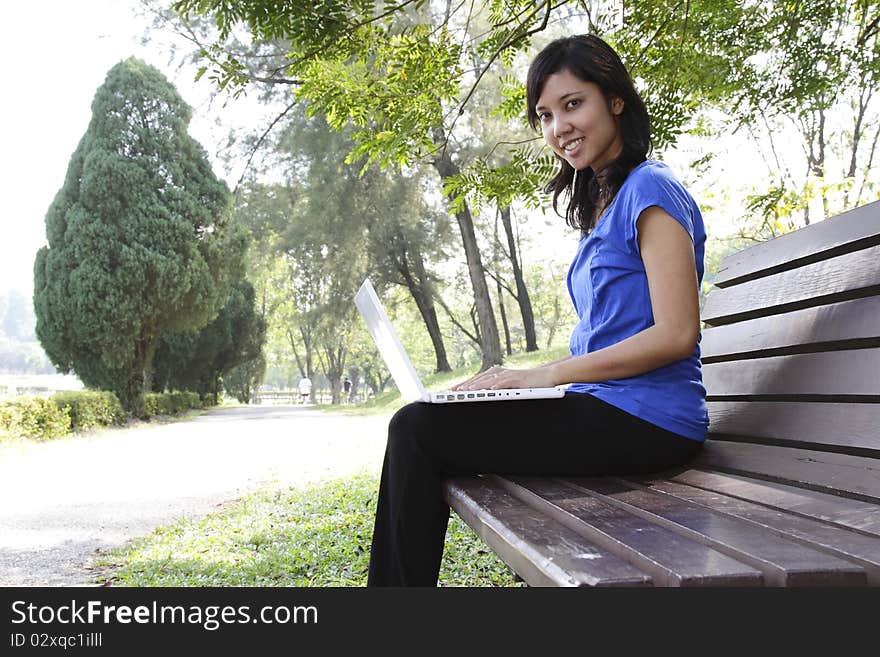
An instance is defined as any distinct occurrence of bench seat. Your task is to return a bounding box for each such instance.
[443,200,880,586]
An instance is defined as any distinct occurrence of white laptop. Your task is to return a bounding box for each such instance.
[354,279,568,404]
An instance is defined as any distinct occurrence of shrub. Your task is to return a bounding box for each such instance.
[169,391,200,413]
[0,397,71,440]
[51,390,126,430]
[143,393,170,418]
[142,391,204,419]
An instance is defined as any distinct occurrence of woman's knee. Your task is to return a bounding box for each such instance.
[387,402,437,457]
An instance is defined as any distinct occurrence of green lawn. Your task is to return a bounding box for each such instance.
[95,471,522,587]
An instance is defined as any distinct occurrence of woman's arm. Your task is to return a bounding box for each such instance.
[550,206,700,385]
[455,206,700,391]
[451,355,572,391]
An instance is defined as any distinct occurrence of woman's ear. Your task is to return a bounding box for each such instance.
[611,96,624,115]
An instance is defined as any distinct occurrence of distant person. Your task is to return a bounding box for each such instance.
[298,376,312,404]
[343,376,352,403]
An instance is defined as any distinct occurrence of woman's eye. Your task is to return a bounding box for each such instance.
[567,99,580,109]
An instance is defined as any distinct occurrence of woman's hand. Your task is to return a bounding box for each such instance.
[451,365,558,391]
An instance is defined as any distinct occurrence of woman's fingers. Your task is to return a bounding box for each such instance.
[452,367,506,391]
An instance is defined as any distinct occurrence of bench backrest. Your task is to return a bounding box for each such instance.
[700,200,880,457]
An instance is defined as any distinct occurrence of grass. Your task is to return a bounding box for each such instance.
[94,471,522,587]
[326,345,571,416]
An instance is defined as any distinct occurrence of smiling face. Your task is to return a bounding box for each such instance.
[535,69,624,173]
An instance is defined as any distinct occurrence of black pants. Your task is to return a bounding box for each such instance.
[366,392,703,586]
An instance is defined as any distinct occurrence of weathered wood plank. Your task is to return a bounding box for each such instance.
[701,296,880,362]
[555,476,866,586]
[707,401,880,452]
[713,201,880,288]
[442,477,652,587]
[627,475,880,584]
[703,349,880,398]
[499,475,763,587]
[662,469,880,537]
[694,441,880,504]
[701,244,880,326]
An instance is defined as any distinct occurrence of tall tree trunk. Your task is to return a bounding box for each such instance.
[496,276,512,356]
[400,264,452,372]
[410,242,451,372]
[546,293,562,350]
[320,342,346,404]
[432,129,502,370]
[289,324,317,403]
[364,215,451,372]
[500,205,538,352]
[387,225,451,372]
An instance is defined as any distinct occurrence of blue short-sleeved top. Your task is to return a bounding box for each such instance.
[565,160,709,442]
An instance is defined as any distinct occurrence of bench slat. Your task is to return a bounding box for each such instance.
[556,476,866,586]
[713,201,880,288]
[707,401,880,452]
[694,441,880,505]
[664,468,880,537]
[701,296,880,362]
[703,348,880,398]
[501,475,763,587]
[442,477,652,587]
[629,475,880,584]
[701,243,880,326]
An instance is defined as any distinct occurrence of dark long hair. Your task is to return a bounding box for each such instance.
[526,35,653,234]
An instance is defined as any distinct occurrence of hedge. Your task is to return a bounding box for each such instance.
[0,397,71,440]
[142,391,204,419]
[52,390,126,430]
[1,390,210,440]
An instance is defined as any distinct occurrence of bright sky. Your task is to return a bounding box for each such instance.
[0,0,258,299]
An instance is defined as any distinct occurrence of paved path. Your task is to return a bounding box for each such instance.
[0,405,393,586]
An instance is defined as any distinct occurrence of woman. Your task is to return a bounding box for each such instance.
[367,34,708,586]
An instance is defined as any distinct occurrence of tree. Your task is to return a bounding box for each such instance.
[268,106,458,373]
[33,58,248,411]
[170,0,757,190]
[152,279,267,402]
[358,170,455,373]
[722,0,879,228]
[244,108,457,389]
[165,0,751,368]
[165,1,879,375]
[224,352,267,403]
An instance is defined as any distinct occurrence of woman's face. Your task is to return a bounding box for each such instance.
[535,69,624,173]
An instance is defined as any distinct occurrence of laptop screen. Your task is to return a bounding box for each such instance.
[354,279,427,403]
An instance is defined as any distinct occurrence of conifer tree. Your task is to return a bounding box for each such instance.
[33,58,248,412]
[152,279,267,403]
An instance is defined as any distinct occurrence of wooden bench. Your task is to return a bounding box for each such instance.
[443,200,880,587]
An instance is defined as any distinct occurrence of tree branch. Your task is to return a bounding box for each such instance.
[855,122,880,205]
[632,0,686,69]
[482,265,517,299]
[232,98,299,194]
[433,294,480,346]
[857,12,880,46]
[437,0,557,157]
